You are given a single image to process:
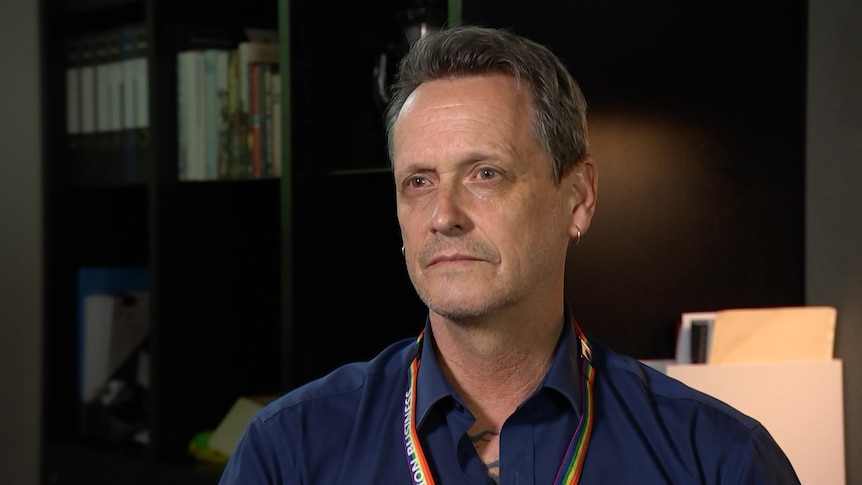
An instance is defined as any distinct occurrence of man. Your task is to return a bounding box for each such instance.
[220,26,799,484]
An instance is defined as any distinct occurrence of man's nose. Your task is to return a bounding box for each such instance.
[429,181,471,236]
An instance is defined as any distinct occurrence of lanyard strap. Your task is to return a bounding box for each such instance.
[402,320,596,485]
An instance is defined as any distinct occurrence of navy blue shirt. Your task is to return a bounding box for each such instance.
[220,314,799,484]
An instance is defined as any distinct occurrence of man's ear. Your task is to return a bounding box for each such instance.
[567,156,598,238]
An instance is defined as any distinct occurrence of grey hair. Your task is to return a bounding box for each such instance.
[384,25,589,183]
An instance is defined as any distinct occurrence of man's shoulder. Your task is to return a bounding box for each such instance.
[581,336,798,483]
[220,337,418,483]
[257,337,416,423]
[590,337,762,432]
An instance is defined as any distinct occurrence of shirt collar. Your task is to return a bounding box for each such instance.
[414,303,584,427]
[415,315,455,427]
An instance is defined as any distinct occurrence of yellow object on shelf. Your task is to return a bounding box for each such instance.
[189,430,230,465]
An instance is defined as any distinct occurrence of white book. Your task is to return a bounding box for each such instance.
[80,292,149,403]
[134,57,149,129]
[81,294,115,402]
[66,67,81,135]
[108,60,124,132]
[132,25,149,129]
[177,50,206,180]
[80,65,96,134]
[78,37,97,134]
[96,61,112,133]
[177,51,192,179]
[66,39,81,135]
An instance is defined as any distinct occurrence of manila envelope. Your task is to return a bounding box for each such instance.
[707,306,836,364]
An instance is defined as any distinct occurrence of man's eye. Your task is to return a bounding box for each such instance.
[478,168,497,180]
[407,177,427,188]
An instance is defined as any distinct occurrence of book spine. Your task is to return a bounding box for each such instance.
[66,37,82,136]
[250,63,262,178]
[271,71,281,177]
[203,49,220,180]
[262,64,274,178]
[121,24,138,181]
[215,50,230,178]
[226,49,241,178]
[191,51,207,181]
[177,50,196,180]
[65,36,83,170]
[79,35,97,162]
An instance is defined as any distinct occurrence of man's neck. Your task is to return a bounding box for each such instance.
[429,307,565,427]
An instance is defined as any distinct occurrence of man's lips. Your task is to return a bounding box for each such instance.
[418,240,498,267]
[427,254,487,267]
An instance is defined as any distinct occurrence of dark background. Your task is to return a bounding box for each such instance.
[290,0,805,380]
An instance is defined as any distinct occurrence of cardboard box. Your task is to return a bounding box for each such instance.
[667,360,845,485]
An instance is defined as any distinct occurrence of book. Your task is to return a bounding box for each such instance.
[203,49,221,180]
[175,25,245,181]
[261,64,277,178]
[65,37,82,137]
[78,35,97,159]
[132,24,149,134]
[79,291,150,444]
[76,266,149,401]
[226,49,242,178]
[120,25,136,179]
[94,32,112,136]
[91,28,122,168]
[215,49,230,178]
[237,38,278,177]
[77,266,149,443]
[250,62,270,177]
[81,291,149,403]
[271,71,281,177]
[65,36,85,169]
[113,23,149,182]
[177,49,207,180]
[64,23,148,181]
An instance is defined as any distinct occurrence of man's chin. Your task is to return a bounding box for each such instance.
[422,292,496,322]
[431,309,487,323]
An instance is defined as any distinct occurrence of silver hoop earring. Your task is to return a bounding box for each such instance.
[574,226,581,246]
[401,246,405,256]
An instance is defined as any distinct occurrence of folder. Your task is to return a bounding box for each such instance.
[707,306,836,364]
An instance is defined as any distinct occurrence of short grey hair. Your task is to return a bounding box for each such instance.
[384,25,589,183]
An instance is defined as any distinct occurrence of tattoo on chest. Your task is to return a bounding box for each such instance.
[469,429,500,483]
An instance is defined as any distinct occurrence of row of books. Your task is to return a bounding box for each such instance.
[177,29,282,181]
[63,24,283,183]
[65,24,150,182]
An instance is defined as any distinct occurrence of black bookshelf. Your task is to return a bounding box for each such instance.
[40,0,282,482]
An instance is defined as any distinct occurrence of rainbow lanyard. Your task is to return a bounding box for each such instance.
[402,320,596,485]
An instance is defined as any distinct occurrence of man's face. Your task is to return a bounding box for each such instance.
[392,74,584,322]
